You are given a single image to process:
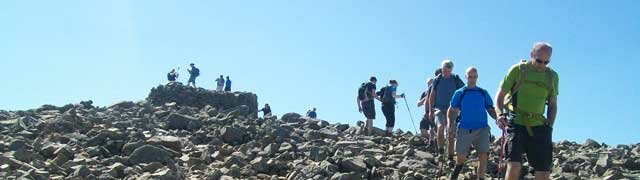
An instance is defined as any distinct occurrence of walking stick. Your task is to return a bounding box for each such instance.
[402,96,418,134]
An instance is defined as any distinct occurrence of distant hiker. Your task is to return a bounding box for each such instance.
[357,76,378,135]
[418,68,442,145]
[306,107,317,119]
[216,75,225,91]
[377,80,405,136]
[427,59,465,163]
[224,76,232,92]
[167,69,179,82]
[187,63,200,88]
[494,42,558,180]
[447,67,497,180]
[258,103,272,117]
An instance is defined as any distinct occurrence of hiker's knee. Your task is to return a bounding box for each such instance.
[507,162,522,170]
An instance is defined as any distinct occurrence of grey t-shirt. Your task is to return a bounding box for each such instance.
[433,75,464,110]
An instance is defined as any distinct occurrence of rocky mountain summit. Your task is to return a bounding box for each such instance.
[0,83,639,180]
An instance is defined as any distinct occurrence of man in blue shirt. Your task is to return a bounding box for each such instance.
[447,67,498,180]
[224,76,232,92]
[306,107,317,119]
[428,59,465,162]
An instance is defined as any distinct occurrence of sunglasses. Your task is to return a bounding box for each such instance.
[535,58,550,65]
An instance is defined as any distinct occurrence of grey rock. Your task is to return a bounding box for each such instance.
[128,145,175,165]
[339,157,367,173]
[147,136,183,152]
[220,126,246,145]
[282,113,303,123]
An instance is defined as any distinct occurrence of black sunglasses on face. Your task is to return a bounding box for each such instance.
[535,58,550,65]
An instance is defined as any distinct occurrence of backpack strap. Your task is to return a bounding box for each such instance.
[503,60,528,111]
[432,74,443,91]
[454,74,465,89]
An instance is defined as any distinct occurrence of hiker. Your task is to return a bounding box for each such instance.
[377,80,405,136]
[167,69,179,82]
[494,42,558,180]
[427,59,465,164]
[258,103,272,117]
[306,107,317,119]
[187,63,200,88]
[447,67,497,180]
[224,76,232,92]
[418,68,442,145]
[216,75,225,91]
[357,76,378,135]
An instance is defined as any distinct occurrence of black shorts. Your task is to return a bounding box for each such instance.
[381,103,395,128]
[188,77,196,83]
[420,117,435,130]
[505,125,553,172]
[362,100,375,119]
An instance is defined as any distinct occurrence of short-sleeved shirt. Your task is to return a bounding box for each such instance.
[307,111,317,118]
[167,73,177,81]
[382,85,397,106]
[261,107,271,115]
[216,78,225,86]
[500,62,559,126]
[500,62,559,115]
[433,75,464,109]
[450,86,494,130]
[226,80,232,87]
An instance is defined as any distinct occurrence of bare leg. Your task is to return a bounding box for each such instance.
[505,162,522,180]
[534,171,550,180]
[437,125,445,152]
[366,119,373,135]
[447,128,455,158]
[478,152,487,179]
[421,129,428,138]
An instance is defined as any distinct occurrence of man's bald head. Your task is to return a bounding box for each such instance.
[532,42,553,57]
[530,42,553,70]
[465,67,478,87]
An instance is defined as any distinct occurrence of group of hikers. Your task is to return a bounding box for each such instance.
[357,42,558,180]
[167,63,233,91]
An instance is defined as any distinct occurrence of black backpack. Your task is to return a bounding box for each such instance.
[357,83,368,101]
[192,68,200,77]
[377,86,395,104]
[432,74,465,91]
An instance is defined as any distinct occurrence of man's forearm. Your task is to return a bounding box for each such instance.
[547,104,557,126]
[488,109,498,120]
[447,108,457,127]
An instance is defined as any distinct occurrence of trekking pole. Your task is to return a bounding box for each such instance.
[402,96,419,135]
[498,128,506,179]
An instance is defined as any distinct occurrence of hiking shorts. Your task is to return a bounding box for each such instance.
[381,104,395,128]
[188,77,196,83]
[216,85,223,91]
[505,125,553,172]
[455,126,490,155]
[361,100,375,119]
[419,116,435,130]
[435,108,456,135]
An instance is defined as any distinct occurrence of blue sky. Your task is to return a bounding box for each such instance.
[1,1,638,145]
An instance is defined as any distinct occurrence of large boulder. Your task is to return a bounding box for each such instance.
[147,83,258,117]
[128,145,175,165]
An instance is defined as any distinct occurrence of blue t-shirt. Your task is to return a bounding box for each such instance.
[381,85,397,106]
[450,86,494,130]
[226,79,232,87]
[434,75,464,110]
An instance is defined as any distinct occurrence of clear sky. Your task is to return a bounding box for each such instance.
[1,1,638,145]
